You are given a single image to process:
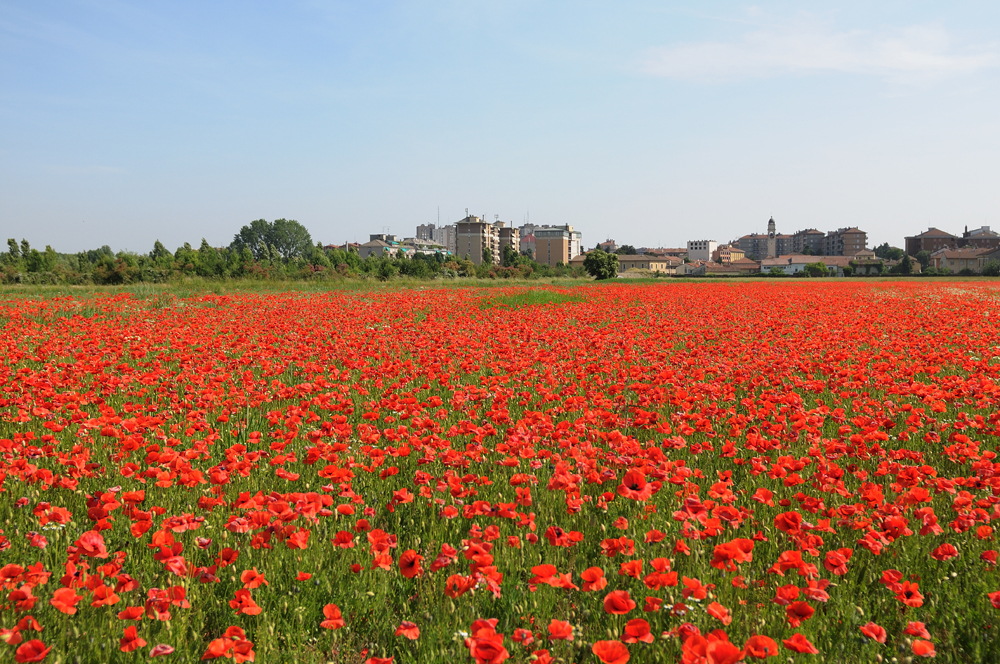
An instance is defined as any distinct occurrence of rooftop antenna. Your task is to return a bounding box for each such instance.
[437,206,440,225]
[494,214,499,222]
[465,207,469,218]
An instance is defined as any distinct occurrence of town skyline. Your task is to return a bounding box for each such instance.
[4,2,1000,253]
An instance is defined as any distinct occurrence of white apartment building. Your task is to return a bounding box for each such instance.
[687,239,718,262]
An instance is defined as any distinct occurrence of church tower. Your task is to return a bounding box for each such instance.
[767,216,777,259]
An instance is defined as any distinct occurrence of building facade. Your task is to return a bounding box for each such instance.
[431,225,457,255]
[822,228,867,256]
[905,228,958,256]
[791,229,825,254]
[686,240,718,262]
[456,216,502,265]
[535,226,572,267]
[713,245,746,264]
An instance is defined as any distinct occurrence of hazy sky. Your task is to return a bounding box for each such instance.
[3,1,999,253]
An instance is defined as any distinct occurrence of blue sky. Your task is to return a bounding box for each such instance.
[3,1,1000,253]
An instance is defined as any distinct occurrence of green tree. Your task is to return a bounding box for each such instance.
[615,245,637,255]
[583,250,618,280]
[20,239,31,257]
[501,244,520,267]
[6,239,19,261]
[270,219,313,261]
[900,254,912,274]
[151,240,171,262]
[915,250,931,271]
[43,245,58,272]
[842,265,854,277]
[230,219,274,260]
[482,247,494,265]
[982,260,1000,277]
[25,248,44,273]
[197,239,222,277]
[803,262,828,277]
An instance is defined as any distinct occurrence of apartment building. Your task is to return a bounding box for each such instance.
[535,226,572,267]
[617,255,682,273]
[961,225,1000,250]
[712,244,746,264]
[791,229,825,254]
[686,240,718,262]
[930,247,993,273]
[456,215,502,265]
[822,228,867,256]
[519,224,582,260]
[738,234,792,259]
[905,228,958,256]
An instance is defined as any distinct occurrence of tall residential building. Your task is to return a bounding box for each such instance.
[822,228,867,256]
[905,228,957,256]
[456,215,502,265]
[431,225,457,254]
[535,226,572,267]
[960,225,1000,250]
[517,224,581,259]
[499,226,520,256]
[791,229,825,254]
[686,240,718,262]
[416,223,435,241]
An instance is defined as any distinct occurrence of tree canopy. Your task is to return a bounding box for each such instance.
[230,219,313,261]
[583,250,618,280]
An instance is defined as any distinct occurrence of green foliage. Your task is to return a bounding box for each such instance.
[583,250,618,280]
[916,250,932,270]
[841,265,853,277]
[803,262,829,277]
[983,260,1000,277]
[889,255,913,275]
[874,243,904,261]
[230,219,313,261]
[615,244,637,255]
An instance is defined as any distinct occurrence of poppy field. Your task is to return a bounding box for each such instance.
[2,280,1000,663]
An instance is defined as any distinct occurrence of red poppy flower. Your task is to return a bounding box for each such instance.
[604,590,636,615]
[15,640,51,663]
[548,619,573,641]
[930,543,958,562]
[240,567,268,589]
[120,626,147,653]
[623,619,653,644]
[823,548,852,576]
[618,469,653,501]
[912,639,936,658]
[782,633,818,654]
[785,601,815,627]
[399,550,423,578]
[151,644,175,657]
[743,634,778,658]
[321,604,345,629]
[228,589,262,616]
[395,621,419,640]
[707,601,733,626]
[860,622,887,644]
[707,639,745,664]
[75,531,109,559]
[904,622,931,639]
[581,567,607,592]
[592,640,630,664]
[896,581,924,608]
[50,588,82,615]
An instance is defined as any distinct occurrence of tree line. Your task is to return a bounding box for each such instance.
[1,219,584,285]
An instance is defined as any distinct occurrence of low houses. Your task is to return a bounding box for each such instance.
[930,247,994,273]
[690,259,760,276]
[617,255,682,275]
